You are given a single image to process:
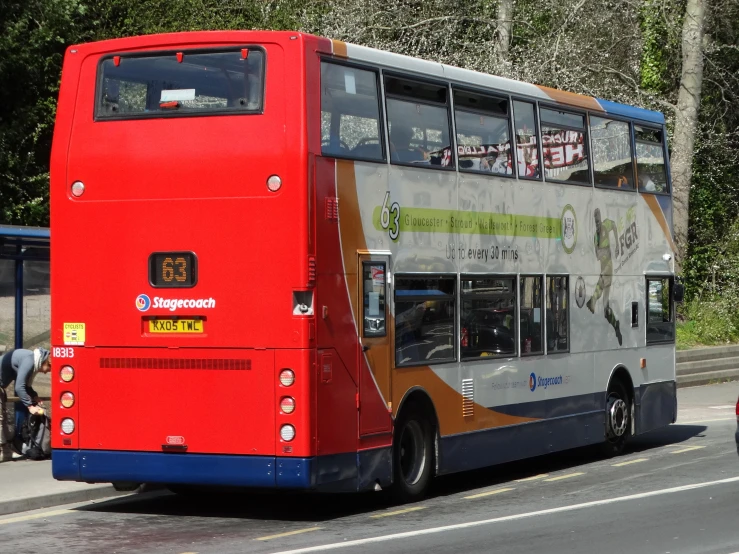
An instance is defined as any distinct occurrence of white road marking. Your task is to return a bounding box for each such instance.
[272,476,739,554]
[708,405,735,410]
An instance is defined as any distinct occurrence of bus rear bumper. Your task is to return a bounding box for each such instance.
[52,449,313,489]
[51,447,392,492]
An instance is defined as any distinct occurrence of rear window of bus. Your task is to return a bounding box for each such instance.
[96,48,265,119]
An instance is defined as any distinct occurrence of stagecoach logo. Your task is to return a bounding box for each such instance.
[575,276,587,309]
[530,371,567,391]
[135,294,216,312]
[560,204,577,254]
[136,294,151,312]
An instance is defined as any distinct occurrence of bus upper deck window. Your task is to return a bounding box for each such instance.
[454,90,512,177]
[320,62,384,162]
[512,101,540,179]
[540,108,590,185]
[96,48,265,119]
[635,126,668,194]
[590,117,635,190]
[384,76,453,169]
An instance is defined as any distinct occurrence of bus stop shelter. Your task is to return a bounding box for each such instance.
[0,225,50,352]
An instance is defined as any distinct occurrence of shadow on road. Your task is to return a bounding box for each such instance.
[75,424,708,523]
[628,424,708,452]
[431,423,707,499]
[78,487,395,522]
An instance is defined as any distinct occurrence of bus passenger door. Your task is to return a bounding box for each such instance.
[357,254,393,436]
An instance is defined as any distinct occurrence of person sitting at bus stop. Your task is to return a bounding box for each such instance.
[0,348,51,460]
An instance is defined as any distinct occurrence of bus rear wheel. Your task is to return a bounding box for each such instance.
[392,407,433,502]
[600,381,632,457]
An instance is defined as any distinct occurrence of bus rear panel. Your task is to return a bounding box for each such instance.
[51,32,324,488]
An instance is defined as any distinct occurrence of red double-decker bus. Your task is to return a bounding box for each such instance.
[51,30,678,500]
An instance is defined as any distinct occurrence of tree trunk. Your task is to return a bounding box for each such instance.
[494,0,513,68]
[671,0,706,274]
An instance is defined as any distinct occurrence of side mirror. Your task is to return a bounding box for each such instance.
[674,282,685,303]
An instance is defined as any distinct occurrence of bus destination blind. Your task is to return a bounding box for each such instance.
[149,252,197,288]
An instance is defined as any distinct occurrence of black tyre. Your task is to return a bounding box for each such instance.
[600,381,632,457]
[392,407,434,502]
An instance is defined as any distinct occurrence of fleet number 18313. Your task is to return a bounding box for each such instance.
[53,347,75,358]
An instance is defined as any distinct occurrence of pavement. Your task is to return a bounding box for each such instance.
[0,460,126,516]
[0,382,737,554]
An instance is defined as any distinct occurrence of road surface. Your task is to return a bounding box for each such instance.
[2,382,738,554]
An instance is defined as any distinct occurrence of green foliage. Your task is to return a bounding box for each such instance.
[679,216,739,347]
[677,294,739,348]
[675,319,698,350]
[638,0,683,93]
[83,0,309,39]
[682,2,739,301]
[0,0,89,226]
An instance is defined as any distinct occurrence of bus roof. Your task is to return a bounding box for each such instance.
[64,30,665,126]
[332,40,665,126]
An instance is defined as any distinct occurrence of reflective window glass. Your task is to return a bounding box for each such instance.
[321,62,384,161]
[635,126,668,193]
[546,276,569,352]
[395,277,456,366]
[98,49,265,118]
[513,101,540,178]
[647,277,674,343]
[362,263,386,337]
[455,110,512,175]
[461,277,516,359]
[520,276,543,355]
[590,117,634,189]
[540,109,590,184]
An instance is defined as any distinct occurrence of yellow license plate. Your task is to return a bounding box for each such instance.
[148,319,203,333]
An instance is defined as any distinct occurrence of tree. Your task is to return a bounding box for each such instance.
[494,0,513,67]
[671,0,707,273]
[0,0,89,226]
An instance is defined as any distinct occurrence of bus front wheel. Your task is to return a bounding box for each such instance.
[600,381,632,457]
[392,407,434,502]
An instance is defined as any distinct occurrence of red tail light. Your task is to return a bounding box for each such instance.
[735,397,739,418]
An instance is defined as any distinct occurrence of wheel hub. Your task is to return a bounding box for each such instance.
[607,396,628,438]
